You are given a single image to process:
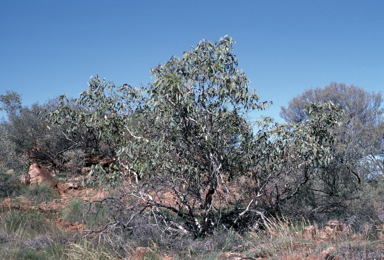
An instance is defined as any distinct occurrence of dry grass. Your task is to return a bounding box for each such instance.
[1,206,384,260]
[23,182,56,202]
[65,239,117,260]
[0,209,67,259]
[1,182,384,260]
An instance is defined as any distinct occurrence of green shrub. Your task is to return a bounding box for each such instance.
[62,199,110,229]
[23,182,55,202]
[0,210,57,238]
[338,241,384,259]
[0,209,68,260]
[62,199,85,223]
[0,170,21,198]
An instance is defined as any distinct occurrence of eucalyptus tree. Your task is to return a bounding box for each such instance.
[0,91,72,170]
[47,76,144,183]
[49,36,343,237]
[0,90,22,118]
[280,83,384,218]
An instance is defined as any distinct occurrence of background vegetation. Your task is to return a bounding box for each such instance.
[0,36,383,259]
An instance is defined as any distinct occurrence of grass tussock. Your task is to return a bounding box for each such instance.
[2,181,384,259]
[1,206,384,259]
[62,199,85,223]
[0,210,68,260]
[244,217,303,258]
[336,241,384,260]
[23,182,56,202]
[0,210,58,238]
[65,239,117,260]
[0,170,21,198]
[62,199,110,228]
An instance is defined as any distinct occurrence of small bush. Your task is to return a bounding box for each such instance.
[0,170,21,198]
[0,210,57,238]
[62,199,111,229]
[128,215,169,249]
[208,228,245,252]
[65,239,117,260]
[0,209,68,260]
[338,241,384,260]
[62,199,85,223]
[23,182,55,202]
[1,237,68,260]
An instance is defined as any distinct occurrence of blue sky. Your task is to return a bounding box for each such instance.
[1,0,383,122]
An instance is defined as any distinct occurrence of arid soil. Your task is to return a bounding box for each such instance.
[1,166,384,260]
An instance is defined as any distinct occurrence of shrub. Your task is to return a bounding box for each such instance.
[0,170,21,198]
[62,199,85,223]
[0,210,67,260]
[62,198,109,228]
[0,210,56,237]
[23,182,55,202]
[338,242,384,260]
[49,36,343,239]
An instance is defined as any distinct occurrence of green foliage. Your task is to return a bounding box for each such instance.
[0,92,83,171]
[0,210,57,238]
[0,169,21,198]
[0,122,29,172]
[46,77,143,186]
[62,199,109,229]
[48,36,343,237]
[0,90,22,116]
[23,182,56,202]
[280,83,384,220]
[280,83,384,178]
[62,199,85,223]
[0,209,67,260]
[62,149,86,178]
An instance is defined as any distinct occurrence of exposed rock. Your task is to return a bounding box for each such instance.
[217,252,256,259]
[131,247,150,259]
[320,246,340,260]
[56,182,68,195]
[377,224,384,240]
[93,189,109,200]
[29,164,56,185]
[316,220,349,241]
[20,174,31,184]
[317,225,335,241]
[81,167,91,175]
[6,169,14,174]
[28,164,67,195]
[302,225,316,240]
[66,182,83,189]
[326,220,349,233]
[351,233,362,240]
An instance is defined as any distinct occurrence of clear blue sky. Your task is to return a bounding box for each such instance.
[1,0,383,122]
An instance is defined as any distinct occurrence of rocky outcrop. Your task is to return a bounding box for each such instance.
[301,225,316,240]
[301,220,349,241]
[20,174,31,184]
[317,220,349,241]
[28,164,67,195]
[217,252,259,259]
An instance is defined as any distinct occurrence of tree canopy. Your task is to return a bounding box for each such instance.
[45,36,343,237]
[280,83,384,219]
